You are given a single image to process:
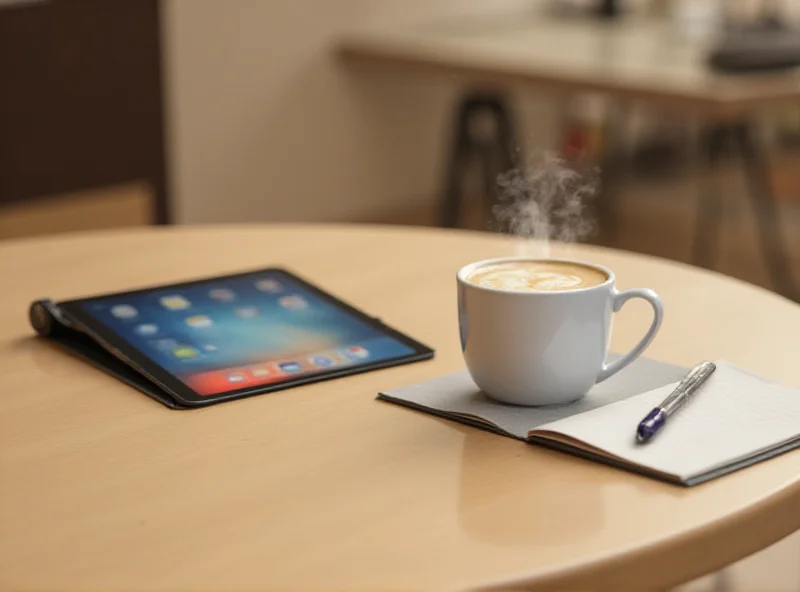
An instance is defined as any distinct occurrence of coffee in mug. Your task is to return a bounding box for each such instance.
[457,258,663,406]
[465,260,608,292]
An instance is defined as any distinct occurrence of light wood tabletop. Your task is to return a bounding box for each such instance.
[2,224,800,591]
[338,14,800,117]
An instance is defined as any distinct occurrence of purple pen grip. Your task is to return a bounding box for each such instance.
[636,408,666,443]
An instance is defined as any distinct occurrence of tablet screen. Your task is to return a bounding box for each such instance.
[67,269,426,399]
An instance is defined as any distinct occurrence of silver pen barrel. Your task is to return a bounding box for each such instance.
[661,361,717,416]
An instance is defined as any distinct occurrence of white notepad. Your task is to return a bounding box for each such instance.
[379,359,800,486]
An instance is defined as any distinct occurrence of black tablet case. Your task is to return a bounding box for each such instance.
[31,299,191,409]
[51,329,191,409]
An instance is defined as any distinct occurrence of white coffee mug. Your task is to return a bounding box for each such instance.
[457,257,663,406]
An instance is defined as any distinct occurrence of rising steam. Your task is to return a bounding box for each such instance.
[492,152,598,257]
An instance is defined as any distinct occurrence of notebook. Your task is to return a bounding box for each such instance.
[378,358,800,486]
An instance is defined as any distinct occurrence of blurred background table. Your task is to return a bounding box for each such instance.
[340,15,800,115]
[2,225,799,591]
[339,12,800,301]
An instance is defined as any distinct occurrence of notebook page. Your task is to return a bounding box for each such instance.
[531,361,800,481]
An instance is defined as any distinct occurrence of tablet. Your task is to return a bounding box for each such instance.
[55,267,434,407]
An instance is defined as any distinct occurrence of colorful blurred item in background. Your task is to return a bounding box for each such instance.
[559,96,606,164]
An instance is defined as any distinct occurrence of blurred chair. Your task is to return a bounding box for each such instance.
[439,92,520,228]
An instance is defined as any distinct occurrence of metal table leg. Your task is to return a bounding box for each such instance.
[595,102,629,245]
[693,124,730,269]
[731,121,798,301]
[440,99,474,228]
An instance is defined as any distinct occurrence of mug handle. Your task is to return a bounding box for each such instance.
[597,288,663,383]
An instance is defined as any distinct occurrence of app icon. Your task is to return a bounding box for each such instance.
[160,295,191,310]
[255,279,283,293]
[172,346,200,359]
[152,338,178,351]
[235,306,260,319]
[134,323,158,336]
[226,372,246,383]
[250,366,271,378]
[279,295,307,310]
[111,304,138,319]
[209,288,236,302]
[185,315,213,329]
[202,344,218,352]
[310,355,334,368]
[278,361,302,374]
[345,346,369,360]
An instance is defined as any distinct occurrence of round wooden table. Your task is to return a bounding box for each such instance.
[2,224,799,591]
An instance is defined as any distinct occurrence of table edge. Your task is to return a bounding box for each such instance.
[472,475,800,591]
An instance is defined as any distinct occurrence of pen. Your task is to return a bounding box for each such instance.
[636,361,717,444]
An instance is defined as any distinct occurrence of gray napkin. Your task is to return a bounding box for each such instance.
[378,356,688,439]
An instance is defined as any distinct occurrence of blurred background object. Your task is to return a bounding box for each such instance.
[0,0,168,234]
[338,0,800,301]
[1,1,797,295]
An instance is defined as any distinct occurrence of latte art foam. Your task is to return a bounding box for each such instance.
[467,261,607,292]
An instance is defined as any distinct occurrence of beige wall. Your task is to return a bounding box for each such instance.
[162,0,546,225]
